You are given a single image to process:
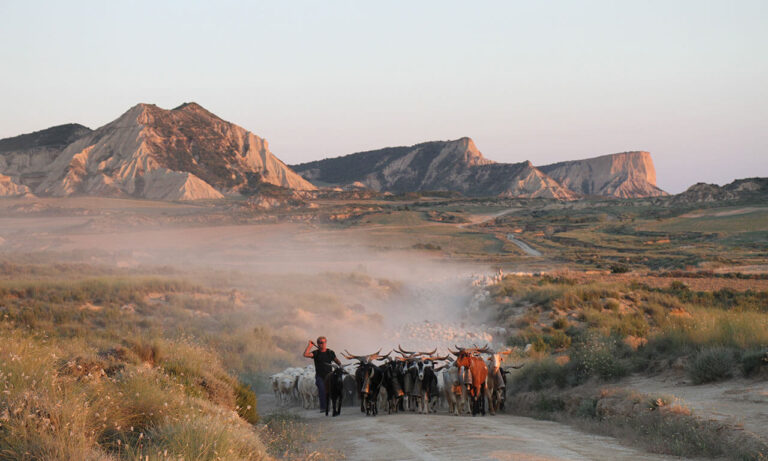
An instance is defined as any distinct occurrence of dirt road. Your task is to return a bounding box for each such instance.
[506,234,542,257]
[263,396,680,460]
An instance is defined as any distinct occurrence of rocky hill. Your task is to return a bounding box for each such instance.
[0,124,94,197]
[670,177,768,204]
[292,138,576,199]
[0,103,315,200]
[0,123,92,153]
[537,151,666,198]
[293,139,665,199]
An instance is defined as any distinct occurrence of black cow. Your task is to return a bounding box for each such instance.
[324,364,346,417]
[343,350,386,416]
[342,372,357,406]
[380,359,406,414]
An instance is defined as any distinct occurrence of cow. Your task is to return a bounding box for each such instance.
[440,360,470,416]
[342,364,357,406]
[396,345,420,411]
[450,344,491,416]
[324,363,347,417]
[379,357,406,414]
[342,349,386,416]
[407,352,448,414]
[396,345,443,413]
[485,349,524,415]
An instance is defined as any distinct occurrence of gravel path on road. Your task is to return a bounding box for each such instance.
[262,395,683,461]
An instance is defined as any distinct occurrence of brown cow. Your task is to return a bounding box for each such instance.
[449,345,491,416]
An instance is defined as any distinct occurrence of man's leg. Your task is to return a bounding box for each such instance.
[315,375,327,410]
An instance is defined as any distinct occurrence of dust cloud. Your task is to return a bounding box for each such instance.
[0,214,509,365]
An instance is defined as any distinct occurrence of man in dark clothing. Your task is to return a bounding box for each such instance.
[303,336,341,411]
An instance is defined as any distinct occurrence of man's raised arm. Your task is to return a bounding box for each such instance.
[303,339,316,358]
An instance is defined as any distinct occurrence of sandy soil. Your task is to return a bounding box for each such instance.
[262,395,681,460]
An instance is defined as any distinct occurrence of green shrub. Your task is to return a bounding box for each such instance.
[613,313,650,338]
[604,298,621,311]
[740,349,767,377]
[576,397,598,418]
[235,381,260,424]
[687,347,734,384]
[610,264,630,274]
[534,395,565,413]
[547,330,572,350]
[570,335,629,382]
[510,358,570,391]
[552,317,569,330]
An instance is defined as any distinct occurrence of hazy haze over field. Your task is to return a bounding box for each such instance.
[1,1,766,193]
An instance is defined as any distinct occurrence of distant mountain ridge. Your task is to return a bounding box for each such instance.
[292,137,574,199]
[0,107,670,201]
[0,103,315,200]
[0,123,92,153]
[292,138,665,199]
[670,178,768,204]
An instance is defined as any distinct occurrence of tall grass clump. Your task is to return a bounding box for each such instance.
[0,327,268,460]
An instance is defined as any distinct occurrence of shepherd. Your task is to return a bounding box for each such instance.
[303,336,342,412]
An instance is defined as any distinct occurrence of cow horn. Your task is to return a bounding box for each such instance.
[500,348,514,356]
[367,349,382,360]
[342,349,367,362]
[341,350,355,360]
[418,348,437,357]
[448,348,460,355]
[476,344,491,354]
[397,344,415,355]
[505,363,525,370]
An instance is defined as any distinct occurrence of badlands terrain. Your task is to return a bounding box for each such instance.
[0,104,766,460]
[0,190,766,460]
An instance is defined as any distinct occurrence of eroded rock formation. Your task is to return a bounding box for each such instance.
[293,138,576,199]
[538,151,666,198]
[0,103,315,200]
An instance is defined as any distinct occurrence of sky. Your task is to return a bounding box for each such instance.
[0,1,765,193]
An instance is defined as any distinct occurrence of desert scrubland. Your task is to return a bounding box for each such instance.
[0,191,766,460]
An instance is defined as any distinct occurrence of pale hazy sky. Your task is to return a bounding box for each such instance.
[1,1,766,193]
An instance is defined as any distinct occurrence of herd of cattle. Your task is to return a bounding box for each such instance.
[269,345,523,417]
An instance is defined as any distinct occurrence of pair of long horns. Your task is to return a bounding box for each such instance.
[396,345,437,357]
[342,349,385,362]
